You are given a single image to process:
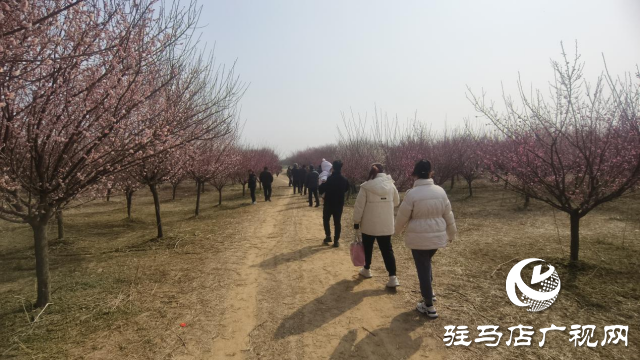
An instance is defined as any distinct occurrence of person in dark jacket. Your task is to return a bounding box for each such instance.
[319,160,350,247]
[291,163,300,194]
[286,166,292,187]
[248,170,258,204]
[299,165,308,196]
[306,165,320,207]
[259,167,274,202]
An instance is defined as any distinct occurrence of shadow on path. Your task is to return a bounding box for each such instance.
[329,310,431,359]
[254,245,330,270]
[274,279,388,339]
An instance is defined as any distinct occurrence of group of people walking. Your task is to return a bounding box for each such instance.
[247,167,274,204]
[310,159,457,318]
[251,158,457,318]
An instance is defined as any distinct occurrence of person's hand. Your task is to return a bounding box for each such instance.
[354,224,359,230]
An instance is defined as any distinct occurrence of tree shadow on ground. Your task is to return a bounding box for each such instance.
[274,279,389,339]
[329,310,431,359]
[254,245,330,270]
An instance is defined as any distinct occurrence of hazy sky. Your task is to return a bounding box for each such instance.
[192,0,640,156]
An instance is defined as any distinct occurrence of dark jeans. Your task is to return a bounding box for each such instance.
[308,188,319,206]
[293,180,302,194]
[249,187,256,202]
[263,184,272,201]
[323,205,343,241]
[288,177,292,186]
[412,249,437,305]
[362,234,397,276]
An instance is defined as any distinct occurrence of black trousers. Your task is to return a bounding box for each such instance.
[296,180,304,194]
[263,184,272,201]
[362,234,397,276]
[308,188,319,206]
[323,205,343,241]
[288,177,292,186]
[412,249,437,305]
[249,187,256,202]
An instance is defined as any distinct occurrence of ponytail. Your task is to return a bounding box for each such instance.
[367,163,385,181]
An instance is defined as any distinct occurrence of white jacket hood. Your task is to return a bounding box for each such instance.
[360,173,395,196]
[321,159,332,173]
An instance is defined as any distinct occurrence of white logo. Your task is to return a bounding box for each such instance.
[506,258,561,312]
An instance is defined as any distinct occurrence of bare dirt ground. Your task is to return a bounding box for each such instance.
[1,175,639,359]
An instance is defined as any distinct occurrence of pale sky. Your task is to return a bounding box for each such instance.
[192,0,640,157]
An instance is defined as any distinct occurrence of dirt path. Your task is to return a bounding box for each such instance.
[209,176,446,359]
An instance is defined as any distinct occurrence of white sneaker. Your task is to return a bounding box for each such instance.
[252,201,256,205]
[432,293,437,302]
[416,301,438,318]
[386,276,400,288]
[359,268,372,278]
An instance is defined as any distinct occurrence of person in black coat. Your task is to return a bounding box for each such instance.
[306,165,320,207]
[291,163,300,194]
[319,160,350,247]
[259,167,274,202]
[298,165,308,196]
[247,170,258,204]
[286,166,292,187]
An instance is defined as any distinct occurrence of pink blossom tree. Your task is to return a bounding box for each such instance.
[0,0,243,307]
[468,45,640,262]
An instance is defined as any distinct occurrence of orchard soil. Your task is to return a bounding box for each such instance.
[1,175,639,359]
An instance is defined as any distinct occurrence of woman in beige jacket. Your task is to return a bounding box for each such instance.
[353,164,401,287]
[395,160,457,318]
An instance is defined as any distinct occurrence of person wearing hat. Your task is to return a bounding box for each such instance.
[395,159,457,318]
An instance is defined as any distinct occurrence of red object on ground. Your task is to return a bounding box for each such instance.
[180,323,186,327]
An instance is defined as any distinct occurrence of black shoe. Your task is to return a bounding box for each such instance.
[333,241,340,248]
[323,237,332,244]
[309,204,312,207]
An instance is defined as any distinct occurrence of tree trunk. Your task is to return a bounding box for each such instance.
[570,211,580,263]
[172,185,178,200]
[149,184,163,238]
[523,195,530,208]
[31,218,51,308]
[467,179,473,197]
[56,210,64,240]
[195,181,202,216]
[242,184,246,197]
[450,176,455,191]
[126,190,134,219]
[106,188,111,201]
[218,188,223,205]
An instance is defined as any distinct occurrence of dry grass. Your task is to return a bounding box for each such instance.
[0,182,253,359]
[0,178,638,359]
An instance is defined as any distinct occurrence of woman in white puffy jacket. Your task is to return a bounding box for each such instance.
[395,160,457,318]
[353,164,401,288]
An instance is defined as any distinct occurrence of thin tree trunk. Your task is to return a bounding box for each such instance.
[149,184,163,238]
[218,188,223,205]
[32,218,51,308]
[523,195,530,208]
[106,188,111,201]
[450,176,455,191]
[56,210,64,240]
[126,191,133,219]
[570,211,580,263]
[467,179,473,197]
[172,185,178,200]
[242,184,246,197]
[195,180,202,216]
